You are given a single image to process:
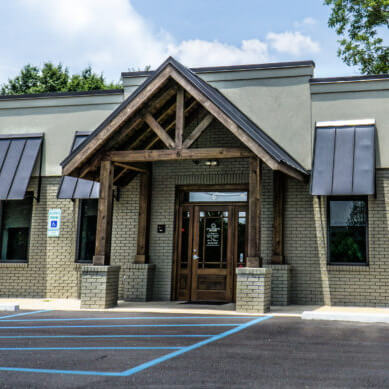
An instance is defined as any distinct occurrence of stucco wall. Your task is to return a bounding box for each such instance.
[0,92,123,176]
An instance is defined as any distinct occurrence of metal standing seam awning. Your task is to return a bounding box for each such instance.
[311,119,376,196]
[0,133,43,200]
[57,132,100,199]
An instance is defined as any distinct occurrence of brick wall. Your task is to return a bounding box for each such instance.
[285,169,389,307]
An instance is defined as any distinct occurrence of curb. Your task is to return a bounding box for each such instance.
[302,311,389,324]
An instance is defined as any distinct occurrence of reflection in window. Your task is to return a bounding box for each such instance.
[77,199,98,263]
[0,196,33,262]
[188,192,247,202]
[328,198,368,264]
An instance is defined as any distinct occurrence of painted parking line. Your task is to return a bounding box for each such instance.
[0,347,183,351]
[0,323,241,329]
[0,315,273,376]
[0,316,257,322]
[0,334,214,339]
[0,310,52,320]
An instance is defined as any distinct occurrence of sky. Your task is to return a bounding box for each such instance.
[0,0,366,85]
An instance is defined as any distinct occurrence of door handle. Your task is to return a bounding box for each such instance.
[193,254,199,260]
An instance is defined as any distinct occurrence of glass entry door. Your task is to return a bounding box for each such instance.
[175,202,248,302]
[191,206,233,302]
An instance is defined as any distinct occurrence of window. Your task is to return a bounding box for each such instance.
[328,197,368,265]
[0,195,33,262]
[76,199,98,263]
[186,192,247,202]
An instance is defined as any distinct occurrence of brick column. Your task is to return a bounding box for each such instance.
[80,265,121,309]
[235,267,272,313]
[123,264,155,301]
[264,264,292,306]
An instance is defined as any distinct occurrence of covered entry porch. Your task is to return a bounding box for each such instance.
[61,57,308,311]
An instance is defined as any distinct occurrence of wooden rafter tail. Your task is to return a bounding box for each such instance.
[175,87,185,149]
[144,112,175,149]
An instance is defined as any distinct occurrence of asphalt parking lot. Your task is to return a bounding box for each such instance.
[0,310,387,388]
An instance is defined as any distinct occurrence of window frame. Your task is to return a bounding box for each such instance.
[0,193,34,263]
[75,199,98,264]
[327,196,369,266]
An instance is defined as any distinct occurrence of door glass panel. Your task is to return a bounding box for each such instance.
[237,211,247,267]
[198,210,228,269]
[188,192,247,202]
[180,210,190,269]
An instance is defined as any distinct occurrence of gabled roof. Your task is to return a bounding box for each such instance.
[61,57,308,180]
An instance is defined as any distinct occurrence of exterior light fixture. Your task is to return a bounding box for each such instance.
[204,160,219,167]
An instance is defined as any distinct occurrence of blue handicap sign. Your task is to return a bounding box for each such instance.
[51,220,58,228]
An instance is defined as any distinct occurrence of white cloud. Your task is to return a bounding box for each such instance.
[267,31,320,56]
[167,39,269,67]
[293,17,317,28]
[0,0,319,83]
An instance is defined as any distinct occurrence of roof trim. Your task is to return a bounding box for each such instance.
[0,132,44,139]
[0,89,123,101]
[316,119,376,128]
[310,74,389,84]
[121,60,315,78]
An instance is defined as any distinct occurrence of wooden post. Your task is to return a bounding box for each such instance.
[135,170,151,264]
[272,170,285,264]
[175,87,184,149]
[93,160,114,266]
[247,157,262,268]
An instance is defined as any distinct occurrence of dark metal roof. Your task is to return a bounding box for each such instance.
[0,89,123,101]
[62,57,308,176]
[0,133,43,200]
[121,60,315,78]
[57,132,99,199]
[310,74,389,84]
[311,124,375,195]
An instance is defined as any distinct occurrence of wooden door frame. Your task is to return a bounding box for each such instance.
[171,184,249,301]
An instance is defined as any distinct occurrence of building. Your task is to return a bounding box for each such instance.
[0,57,387,310]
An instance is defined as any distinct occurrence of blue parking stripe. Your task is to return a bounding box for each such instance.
[0,310,51,320]
[0,347,183,351]
[0,316,255,322]
[0,334,213,339]
[0,323,240,329]
[0,315,272,376]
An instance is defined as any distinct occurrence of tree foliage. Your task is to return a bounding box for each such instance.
[324,0,389,74]
[1,63,121,95]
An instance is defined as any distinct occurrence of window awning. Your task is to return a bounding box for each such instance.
[311,120,375,196]
[57,132,100,199]
[0,133,43,200]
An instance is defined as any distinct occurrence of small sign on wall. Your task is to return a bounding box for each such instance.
[48,209,61,237]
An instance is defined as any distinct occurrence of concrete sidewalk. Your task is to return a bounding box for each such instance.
[0,298,388,323]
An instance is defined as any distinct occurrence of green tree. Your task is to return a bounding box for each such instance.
[1,63,121,95]
[324,0,389,74]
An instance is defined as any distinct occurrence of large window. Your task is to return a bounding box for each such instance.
[328,197,368,265]
[0,196,33,262]
[76,199,98,263]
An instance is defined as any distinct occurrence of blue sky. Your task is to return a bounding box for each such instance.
[0,0,364,85]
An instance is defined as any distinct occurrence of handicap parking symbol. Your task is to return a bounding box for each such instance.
[51,220,58,228]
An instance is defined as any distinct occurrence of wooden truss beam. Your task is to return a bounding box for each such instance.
[143,112,175,149]
[182,113,213,149]
[175,87,185,148]
[106,148,254,163]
